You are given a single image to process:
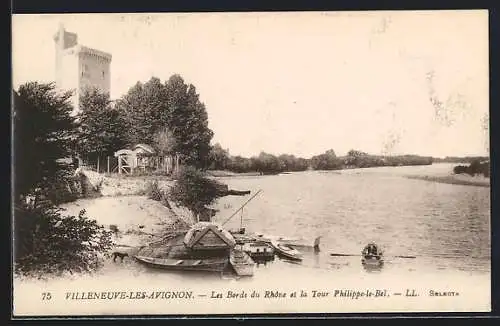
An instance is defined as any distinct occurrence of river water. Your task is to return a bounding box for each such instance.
[14,163,491,315]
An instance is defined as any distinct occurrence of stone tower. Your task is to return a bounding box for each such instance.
[53,23,112,115]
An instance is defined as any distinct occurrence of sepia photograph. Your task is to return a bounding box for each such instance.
[12,10,490,316]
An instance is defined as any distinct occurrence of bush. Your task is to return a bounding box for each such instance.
[143,180,174,210]
[453,165,468,174]
[453,160,489,177]
[168,166,227,218]
[144,180,165,201]
[14,204,113,277]
[109,224,119,234]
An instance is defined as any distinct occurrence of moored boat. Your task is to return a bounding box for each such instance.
[242,241,275,259]
[134,222,237,273]
[270,240,303,261]
[229,249,255,276]
[134,255,229,272]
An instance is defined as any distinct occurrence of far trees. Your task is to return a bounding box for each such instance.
[208,143,230,170]
[310,149,343,170]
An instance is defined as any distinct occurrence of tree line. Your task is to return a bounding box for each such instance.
[207,146,434,174]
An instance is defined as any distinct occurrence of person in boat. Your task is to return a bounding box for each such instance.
[363,243,381,257]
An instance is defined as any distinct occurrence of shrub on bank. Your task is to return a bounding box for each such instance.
[453,160,489,177]
[14,204,113,277]
[168,166,227,219]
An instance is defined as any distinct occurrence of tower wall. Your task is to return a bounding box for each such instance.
[78,51,111,98]
[60,49,80,113]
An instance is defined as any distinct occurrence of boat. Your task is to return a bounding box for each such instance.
[270,240,303,261]
[242,240,275,259]
[229,249,255,276]
[361,242,384,268]
[278,236,321,252]
[134,255,229,272]
[134,222,237,273]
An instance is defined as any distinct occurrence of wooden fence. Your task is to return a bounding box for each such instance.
[79,155,179,175]
[79,156,119,174]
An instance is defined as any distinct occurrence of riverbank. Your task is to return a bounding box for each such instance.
[58,196,191,249]
[405,174,490,188]
[205,170,262,177]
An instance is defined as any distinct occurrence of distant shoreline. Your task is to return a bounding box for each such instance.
[206,168,490,188]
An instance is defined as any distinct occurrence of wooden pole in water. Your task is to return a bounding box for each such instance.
[221,189,262,226]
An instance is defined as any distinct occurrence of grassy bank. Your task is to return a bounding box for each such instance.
[406,174,490,188]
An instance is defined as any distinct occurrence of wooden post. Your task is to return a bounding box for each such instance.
[118,156,122,174]
[107,156,110,174]
[97,157,100,173]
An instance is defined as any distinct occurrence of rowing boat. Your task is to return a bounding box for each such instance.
[229,249,255,276]
[134,255,229,273]
[270,240,303,261]
[361,242,384,268]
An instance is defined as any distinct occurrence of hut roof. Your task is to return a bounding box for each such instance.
[114,149,134,157]
[183,222,236,249]
[132,143,155,154]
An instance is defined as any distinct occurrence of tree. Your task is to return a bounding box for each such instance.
[208,143,230,170]
[345,149,369,167]
[13,82,112,276]
[116,77,167,146]
[153,127,177,156]
[77,87,127,162]
[168,166,227,220]
[310,149,342,170]
[116,75,214,168]
[13,82,77,202]
[255,152,284,174]
[163,75,214,168]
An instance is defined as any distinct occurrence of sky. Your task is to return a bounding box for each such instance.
[12,11,489,158]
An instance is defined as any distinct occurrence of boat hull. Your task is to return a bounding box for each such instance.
[134,255,228,273]
[230,251,255,276]
[361,256,384,268]
[270,241,303,261]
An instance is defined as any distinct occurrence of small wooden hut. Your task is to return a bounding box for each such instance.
[183,222,236,252]
[114,143,180,175]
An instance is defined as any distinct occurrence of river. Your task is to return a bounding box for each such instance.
[13,163,491,315]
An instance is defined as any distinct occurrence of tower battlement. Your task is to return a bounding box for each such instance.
[54,24,112,115]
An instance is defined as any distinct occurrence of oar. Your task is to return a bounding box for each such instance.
[330,253,416,259]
